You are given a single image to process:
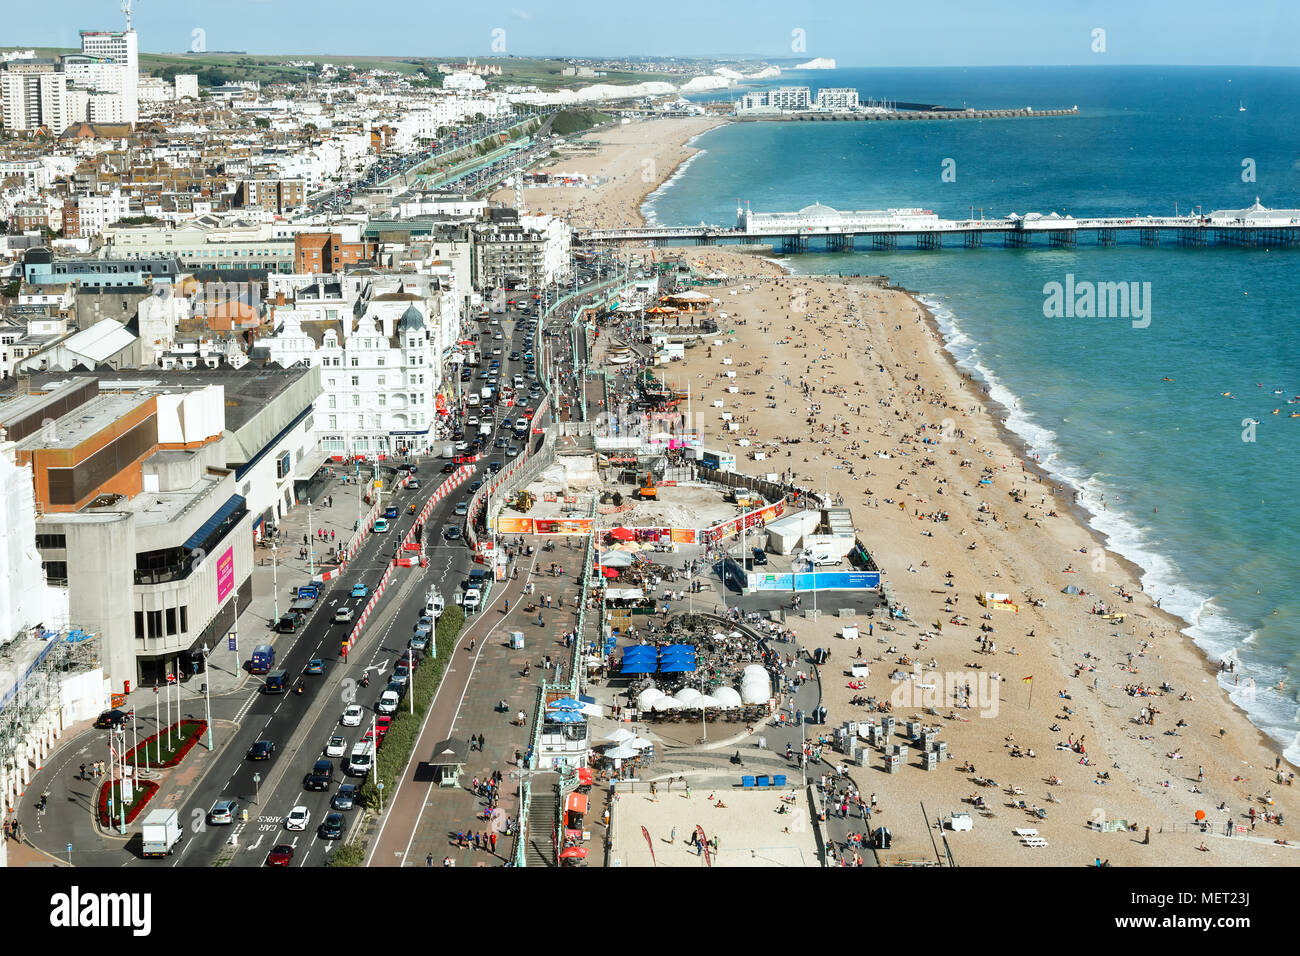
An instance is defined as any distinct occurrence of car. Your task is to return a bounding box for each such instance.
[373,518,390,533]
[391,664,410,686]
[304,758,333,791]
[319,812,345,840]
[266,843,295,867]
[467,416,480,427]
[377,690,399,714]
[507,445,520,456]
[334,607,354,624]
[94,709,129,729]
[341,704,363,727]
[351,583,369,598]
[454,441,469,453]
[494,437,508,449]
[509,351,521,361]
[247,739,275,760]
[410,633,429,652]
[752,548,768,566]
[384,506,399,519]
[284,806,311,831]
[454,500,469,516]
[408,479,421,490]
[324,734,347,757]
[441,462,457,474]
[207,799,239,825]
[443,525,462,541]
[332,784,357,811]
[524,351,534,361]
[305,658,324,675]
[469,479,483,492]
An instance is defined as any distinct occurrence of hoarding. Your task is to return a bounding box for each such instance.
[216,546,234,602]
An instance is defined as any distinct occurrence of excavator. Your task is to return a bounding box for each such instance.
[636,472,658,501]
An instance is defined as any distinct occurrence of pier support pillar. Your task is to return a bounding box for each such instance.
[1002,231,1030,248]
[916,232,942,250]
[1096,228,1116,247]
[871,233,896,250]
[963,231,982,248]
[1140,228,1160,246]
[1048,230,1077,248]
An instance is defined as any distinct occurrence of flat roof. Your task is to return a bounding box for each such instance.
[14,392,150,452]
[5,366,313,433]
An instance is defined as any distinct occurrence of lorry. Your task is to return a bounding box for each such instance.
[691,446,736,473]
[140,808,183,857]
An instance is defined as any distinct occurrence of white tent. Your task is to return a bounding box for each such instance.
[675,687,702,704]
[599,550,635,568]
[692,694,722,709]
[713,686,742,709]
[652,696,682,712]
[636,687,665,710]
[603,728,637,744]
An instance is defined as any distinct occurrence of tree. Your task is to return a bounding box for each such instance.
[254,117,270,129]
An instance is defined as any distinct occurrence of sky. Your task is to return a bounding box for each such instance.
[11,0,1300,66]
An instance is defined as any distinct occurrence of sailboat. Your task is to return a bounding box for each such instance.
[1239,100,1247,112]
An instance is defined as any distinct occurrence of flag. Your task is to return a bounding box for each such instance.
[695,825,711,867]
[166,672,176,684]
[641,826,656,867]
[1022,676,1033,684]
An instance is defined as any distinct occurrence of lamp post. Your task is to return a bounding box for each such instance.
[201,643,213,751]
[271,543,279,622]
[307,498,315,577]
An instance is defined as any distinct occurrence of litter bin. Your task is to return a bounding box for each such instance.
[757,736,766,750]
[816,705,827,725]
[510,631,524,649]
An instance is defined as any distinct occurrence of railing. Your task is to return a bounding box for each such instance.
[512,778,532,867]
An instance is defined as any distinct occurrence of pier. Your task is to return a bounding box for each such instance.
[578,199,1300,251]
[732,106,1080,122]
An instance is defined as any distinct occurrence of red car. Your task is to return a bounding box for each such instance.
[365,715,394,745]
[523,408,536,419]
[266,843,295,867]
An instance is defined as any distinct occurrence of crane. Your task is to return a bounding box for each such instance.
[122,0,136,31]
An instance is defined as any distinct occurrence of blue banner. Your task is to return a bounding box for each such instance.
[748,571,880,592]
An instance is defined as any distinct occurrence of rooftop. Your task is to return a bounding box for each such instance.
[14,392,150,452]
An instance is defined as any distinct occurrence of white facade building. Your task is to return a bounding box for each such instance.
[767,87,811,111]
[77,29,138,123]
[76,190,133,237]
[1,68,68,133]
[261,272,460,457]
[815,88,859,111]
[173,74,199,101]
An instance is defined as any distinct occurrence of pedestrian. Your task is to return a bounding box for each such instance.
[490,831,497,854]
[426,853,433,867]
[478,733,486,752]
[79,763,86,781]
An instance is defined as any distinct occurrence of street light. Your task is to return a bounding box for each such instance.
[201,643,213,751]
[271,542,279,621]
[253,772,262,805]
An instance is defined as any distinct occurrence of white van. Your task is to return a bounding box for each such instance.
[810,551,840,567]
[425,588,445,618]
[466,394,480,408]
[347,741,374,776]
[513,374,524,388]
[478,421,492,438]
[463,588,481,614]
[377,691,399,715]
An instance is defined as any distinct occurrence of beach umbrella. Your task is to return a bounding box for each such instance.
[545,710,585,724]
[559,846,589,860]
[603,728,637,744]
[620,657,655,674]
[605,744,640,758]
[577,767,595,785]
[609,527,636,541]
[602,567,620,578]
[599,550,634,568]
[651,697,682,712]
[547,698,584,711]
[626,737,655,750]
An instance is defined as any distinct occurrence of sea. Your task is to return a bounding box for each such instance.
[644,65,1300,759]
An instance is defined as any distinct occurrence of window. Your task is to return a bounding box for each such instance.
[135,611,144,640]
[35,533,66,549]
[180,606,188,634]
[378,375,386,386]
[378,394,386,407]
[377,356,385,366]
[351,395,360,406]
[351,375,359,386]
[351,356,359,366]
[165,607,177,636]
[147,610,163,640]
[42,560,68,584]
[328,415,337,429]
[328,395,336,409]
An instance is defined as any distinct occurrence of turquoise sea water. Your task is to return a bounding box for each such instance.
[647,66,1300,757]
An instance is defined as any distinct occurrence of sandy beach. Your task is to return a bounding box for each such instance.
[489,115,727,227]
[519,118,1300,866]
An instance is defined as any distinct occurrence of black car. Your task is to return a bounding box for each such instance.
[304,759,333,791]
[468,479,483,492]
[752,548,768,566]
[487,461,502,474]
[332,784,357,810]
[443,525,462,541]
[93,709,129,729]
[441,462,457,474]
[247,740,275,760]
[319,812,345,840]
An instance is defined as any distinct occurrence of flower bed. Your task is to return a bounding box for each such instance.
[97,778,159,828]
[126,719,208,769]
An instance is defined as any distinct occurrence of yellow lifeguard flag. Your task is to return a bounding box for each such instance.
[1022,676,1033,684]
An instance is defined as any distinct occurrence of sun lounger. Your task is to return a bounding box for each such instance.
[1021,837,1049,848]
[1013,828,1039,836]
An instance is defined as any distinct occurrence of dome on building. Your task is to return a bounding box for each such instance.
[397,304,425,332]
[798,203,839,216]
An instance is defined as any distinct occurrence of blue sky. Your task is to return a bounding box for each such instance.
[12,0,1300,65]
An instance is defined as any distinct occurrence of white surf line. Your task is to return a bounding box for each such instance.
[395,550,541,867]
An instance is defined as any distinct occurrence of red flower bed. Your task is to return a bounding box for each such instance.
[126,719,208,769]
[97,778,159,828]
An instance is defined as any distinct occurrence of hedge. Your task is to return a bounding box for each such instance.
[329,605,466,866]
[126,719,207,769]
[97,778,159,828]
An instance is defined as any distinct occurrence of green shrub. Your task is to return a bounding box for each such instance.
[327,840,366,867]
